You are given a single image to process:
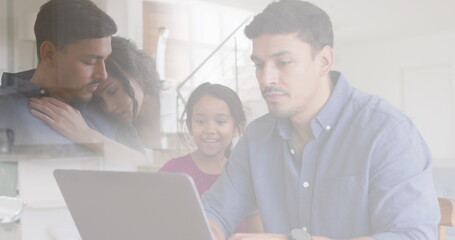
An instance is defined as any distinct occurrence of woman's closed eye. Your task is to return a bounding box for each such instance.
[107,88,117,96]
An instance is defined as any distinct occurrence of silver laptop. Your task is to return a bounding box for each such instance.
[53,169,213,240]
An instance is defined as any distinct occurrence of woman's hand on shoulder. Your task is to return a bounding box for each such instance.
[29,97,96,143]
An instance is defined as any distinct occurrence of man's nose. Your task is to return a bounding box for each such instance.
[258,64,278,86]
[94,60,108,81]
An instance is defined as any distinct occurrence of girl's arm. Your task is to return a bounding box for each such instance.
[29,97,147,165]
[245,212,264,233]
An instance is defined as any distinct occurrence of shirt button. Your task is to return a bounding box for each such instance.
[40,89,46,95]
[290,148,295,155]
[302,181,309,188]
[325,125,331,131]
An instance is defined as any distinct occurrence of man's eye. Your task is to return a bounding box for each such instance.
[217,120,227,125]
[83,60,96,66]
[254,63,264,69]
[277,61,292,67]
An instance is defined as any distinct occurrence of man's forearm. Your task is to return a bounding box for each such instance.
[216,231,373,240]
[312,237,371,240]
[207,216,372,240]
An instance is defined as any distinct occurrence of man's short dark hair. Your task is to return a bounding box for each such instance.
[244,0,333,53]
[34,0,117,60]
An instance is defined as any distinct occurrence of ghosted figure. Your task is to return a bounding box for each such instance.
[0,0,118,239]
[31,36,162,156]
[0,0,116,198]
[202,0,440,240]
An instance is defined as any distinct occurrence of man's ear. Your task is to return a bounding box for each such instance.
[39,41,58,66]
[317,45,334,76]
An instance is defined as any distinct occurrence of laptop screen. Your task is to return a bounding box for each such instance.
[54,169,213,240]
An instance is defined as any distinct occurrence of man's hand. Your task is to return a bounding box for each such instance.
[228,233,371,240]
[227,233,332,240]
[29,97,96,143]
[227,233,288,240]
[207,217,368,240]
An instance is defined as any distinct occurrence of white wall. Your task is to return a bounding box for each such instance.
[335,32,455,167]
[12,0,44,72]
[0,0,7,74]
[0,0,46,72]
[102,0,143,48]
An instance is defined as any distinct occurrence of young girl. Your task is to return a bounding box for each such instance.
[159,82,263,233]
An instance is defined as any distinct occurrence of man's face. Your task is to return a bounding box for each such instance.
[53,37,112,102]
[251,33,324,120]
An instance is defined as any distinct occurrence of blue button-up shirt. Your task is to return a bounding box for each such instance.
[202,72,440,239]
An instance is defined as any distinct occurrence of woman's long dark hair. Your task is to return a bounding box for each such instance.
[105,58,138,118]
[104,36,161,122]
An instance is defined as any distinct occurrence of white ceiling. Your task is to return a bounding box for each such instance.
[200,0,455,44]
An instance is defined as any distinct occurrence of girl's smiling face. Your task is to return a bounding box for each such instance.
[189,95,239,159]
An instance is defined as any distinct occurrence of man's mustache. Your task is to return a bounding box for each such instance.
[262,86,289,96]
[84,79,102,88]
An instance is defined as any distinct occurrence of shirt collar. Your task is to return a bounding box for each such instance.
[1,69,87,110]
[312,71,353,138]
[1,69,50,98]
[277,117,292,141]
[276,71,354,140]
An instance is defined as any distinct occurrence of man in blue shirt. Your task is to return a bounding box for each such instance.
[202,1,440,239]
[0,0,117,196]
